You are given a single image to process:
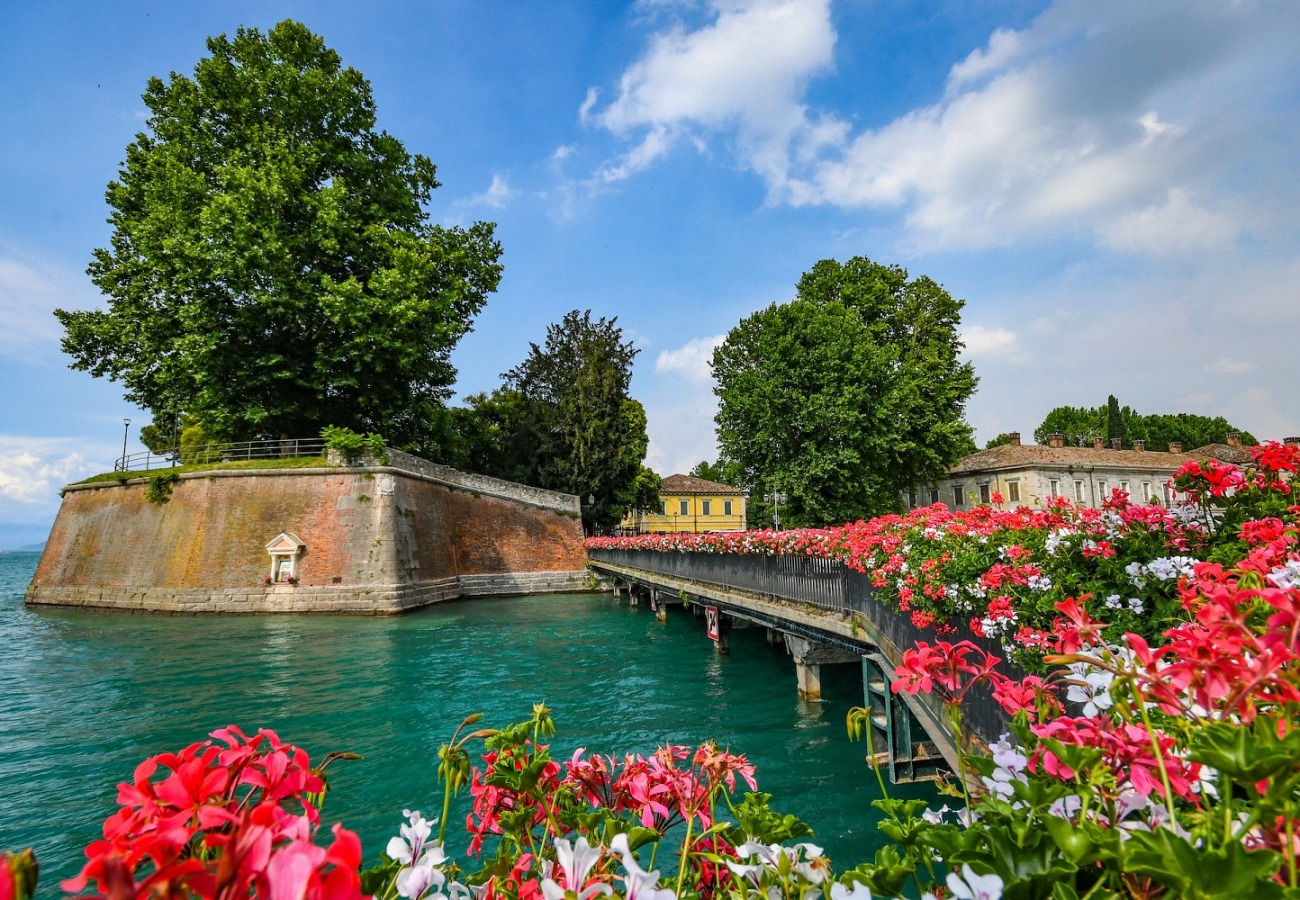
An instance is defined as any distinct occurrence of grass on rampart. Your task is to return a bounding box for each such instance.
[75,455,330,485]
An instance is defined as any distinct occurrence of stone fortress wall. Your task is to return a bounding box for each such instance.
[25,453,592,614]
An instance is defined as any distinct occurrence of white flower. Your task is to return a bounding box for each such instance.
[1125,561,1148,590]
[396,865,446,900]
[1065,662,1116,717]
[542,837,611,900]
[388,810,448,900]
[609,834,675,900]
[921,804,951,825]
[830,882,874,900]
[1128,597,1145,614]
[982,737,1028,800]
[1048,794,1082,819]
[1267,559,1300,590]
[1105,594,1123,610]
[946,864,1004,900]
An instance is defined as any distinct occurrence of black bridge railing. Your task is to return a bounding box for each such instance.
[588,548,1018,751]
[115,437,328,473]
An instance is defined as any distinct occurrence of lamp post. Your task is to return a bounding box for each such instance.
[121,418,131,471]
[764,491,786,530]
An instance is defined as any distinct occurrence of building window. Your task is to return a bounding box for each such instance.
[953,484,964,506]
[907,490,917,507]
[1097,480,1107,500]
[1075,480,1085,502]
[979,483,991,504]
[679,499,689,516]
[1007,481,1020,503]
[724,499,733,516]
[1141,482,1152,502]
[272,556,295,582]
[1049,479,1059,497]
[702,499,712,516]
[930,488,940,505]
[658,500,666,516]
[1163,484,1173,506]
[1120,481,1130,496]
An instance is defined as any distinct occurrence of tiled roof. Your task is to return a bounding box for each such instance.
[946,443,1196,475]
[660,474,746,495]
[1187,443,1254,465]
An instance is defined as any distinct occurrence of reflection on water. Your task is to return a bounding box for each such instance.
[0,553,936,893]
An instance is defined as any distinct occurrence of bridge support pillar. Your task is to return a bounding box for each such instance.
[628,584,638,607]
[784,635,858,701]
[766,628,782,648]
[652,587,666,621]
[713,613,730,654]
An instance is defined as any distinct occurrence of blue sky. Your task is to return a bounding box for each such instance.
[2,0,1298,544]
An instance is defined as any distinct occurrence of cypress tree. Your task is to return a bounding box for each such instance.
[1106,395,1126,446]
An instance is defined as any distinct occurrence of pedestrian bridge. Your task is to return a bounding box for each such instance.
[587,548,1013,784]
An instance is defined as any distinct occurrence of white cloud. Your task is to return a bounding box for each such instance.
[1206,358,1258,375]
[591,0,1300,254]
[0,436,105,513]
[587,0,837,192]
[467,174,517,210]
[960,325,1020,360]
[1098,188,1243,256]
[655,334,724,381]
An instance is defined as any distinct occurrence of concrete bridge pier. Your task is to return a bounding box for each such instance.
[783,634,859,700]
[651,587,667,621]
[713,612,730,654]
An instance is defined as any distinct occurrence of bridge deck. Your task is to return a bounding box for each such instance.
[588,549,1015,782]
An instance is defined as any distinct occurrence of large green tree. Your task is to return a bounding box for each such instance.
[57,21,502,447]
[711,257,977,526]
[474,310,649,533]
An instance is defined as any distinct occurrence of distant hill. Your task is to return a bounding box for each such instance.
[0,516,54,552]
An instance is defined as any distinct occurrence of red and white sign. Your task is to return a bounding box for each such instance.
[705,606,720,640]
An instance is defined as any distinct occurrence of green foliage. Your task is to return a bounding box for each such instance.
[689,458,745,486]
[454,311,648,533]
[1105,394,1125,444]
[56,20,502,447]
[627,466,662,514]
[321,425,388,465]
[1035,400,1256,450]
[712,256,977,526]
[145,472,179,504]
[984,433,1017,450]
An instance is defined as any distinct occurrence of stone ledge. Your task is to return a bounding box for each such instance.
[24,571,596,616]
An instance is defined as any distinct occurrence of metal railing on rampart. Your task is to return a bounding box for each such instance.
[114,438,328,473]
[587,548,1017,751]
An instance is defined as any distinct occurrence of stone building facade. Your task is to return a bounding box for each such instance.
[910,432,1258,511]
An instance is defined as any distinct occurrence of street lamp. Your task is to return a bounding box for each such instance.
[764,491,787,530]
[121,418,131,471]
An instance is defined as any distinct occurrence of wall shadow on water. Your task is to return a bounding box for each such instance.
[0,553,939,893]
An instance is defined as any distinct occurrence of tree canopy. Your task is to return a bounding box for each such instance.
[57,21,502,447]
[451,311,649,533]
[711,256,977,527]
[1033,400,1256,450]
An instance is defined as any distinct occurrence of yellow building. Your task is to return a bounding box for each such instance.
[623,474,748,533]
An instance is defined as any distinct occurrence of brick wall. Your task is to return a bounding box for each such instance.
[27,462,589,615]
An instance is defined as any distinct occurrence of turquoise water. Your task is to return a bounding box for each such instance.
[0,552,935,892]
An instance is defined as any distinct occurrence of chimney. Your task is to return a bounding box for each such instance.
[1286,437,1300,448]
[1133,440,1145,452]
[1226,432,1242,448]
[1168,441,1183,454]
[1093,438,1105,450]
[1008,432,1021,446]
[1111,438,1123,450]
[1047,433,1065,449]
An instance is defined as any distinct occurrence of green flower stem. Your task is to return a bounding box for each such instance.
[1132,686,1178,824]
[675,817,695,900]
